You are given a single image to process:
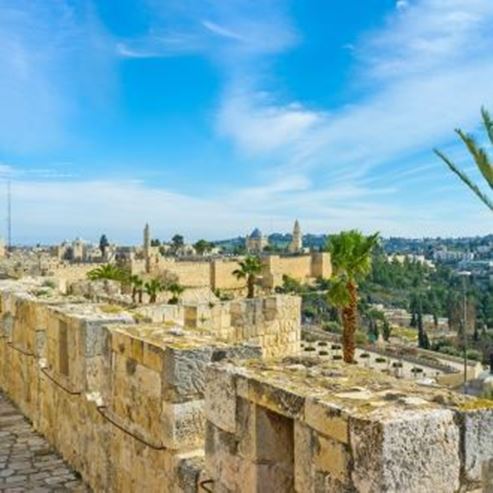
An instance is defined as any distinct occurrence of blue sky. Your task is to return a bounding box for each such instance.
[1,0,493,244]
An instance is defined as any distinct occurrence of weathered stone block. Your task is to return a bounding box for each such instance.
[161,400,205,450]
[313,433,350,483]
[305,397,349,444]
[350,409,460,493]
[294,421,315,493]
[205,364,237,433]
[459,408,493,485]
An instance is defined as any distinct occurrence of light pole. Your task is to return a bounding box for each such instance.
[458,271,471,393]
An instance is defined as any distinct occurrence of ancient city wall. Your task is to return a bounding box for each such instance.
[205,359,493,493]
[130,253,332,293]
[0,281,300,492]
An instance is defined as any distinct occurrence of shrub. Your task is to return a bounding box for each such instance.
[466,349,481,361]
[323,321,342,334]
[439,345,460,357]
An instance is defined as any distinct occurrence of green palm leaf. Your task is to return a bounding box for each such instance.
[455,129,493,188]
[434,149,493,211]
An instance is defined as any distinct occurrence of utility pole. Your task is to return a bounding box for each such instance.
[458,271,471,393]
[7,180,11,255]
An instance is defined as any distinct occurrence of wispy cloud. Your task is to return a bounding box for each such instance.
[117,0,297,60]
[217,0,493,182]
[0,1,115,153]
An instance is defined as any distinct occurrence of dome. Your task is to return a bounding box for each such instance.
[250,228,262,239]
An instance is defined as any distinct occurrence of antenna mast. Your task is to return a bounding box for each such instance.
[7,180,11,254]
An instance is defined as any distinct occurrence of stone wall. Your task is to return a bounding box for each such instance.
[130,253,332,293]
[0,281,298,492]
[204,359,493,493]
[183,295,301,358]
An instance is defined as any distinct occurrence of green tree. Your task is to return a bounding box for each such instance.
[144,279,162,303]
[382,319,392,341]
[435,107,493,210]
[99,234,110,257]
[171,234,184,252]
[417,310,430,349]
[150,238,161,247]
[194,239,213,255]
[233,256,263,298]
[167,282,185,304]
[326,230,379,363]
[87,264,127,282]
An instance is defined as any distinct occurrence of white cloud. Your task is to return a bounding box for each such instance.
[396,1,410,10]
[202,20,245,41]
[217,90,324,155]
[0,1,115,153]
[118,1,297,60]
[6,176,489,244]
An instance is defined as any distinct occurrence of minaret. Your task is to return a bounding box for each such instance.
[289,219,302,253]
[143,223,151,273]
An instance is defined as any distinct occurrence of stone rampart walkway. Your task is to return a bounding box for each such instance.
[0,392,89,492]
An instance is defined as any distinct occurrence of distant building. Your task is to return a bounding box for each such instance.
[387,254,435,269]
[246,228,268,253]
[288,220,303,254]
[433,248,474,262]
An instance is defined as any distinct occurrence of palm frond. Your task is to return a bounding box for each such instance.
[482,106,493,145]
[434,149,493,211]
[455,129,493,188]
[327,275,350,308]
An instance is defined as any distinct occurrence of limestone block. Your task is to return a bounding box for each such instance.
[350,409,460,493]
[483,458,493,493]
[313,433,350,483]
[458,407,493,484]
[205,364,237,433]
[161,399,205,449]
[162,345,214,401]
[236,375,305,420]
[205,421,241,491]
[294,421,315,493]
[304,397,349,444]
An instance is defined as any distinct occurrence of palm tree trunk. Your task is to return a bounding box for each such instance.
[132,287,137,303]
[342,281,357,363]
[247,275,255,298]
[138,290,143,303]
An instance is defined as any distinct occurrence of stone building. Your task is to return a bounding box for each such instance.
[246,228,268,253]
[288,219,303,254]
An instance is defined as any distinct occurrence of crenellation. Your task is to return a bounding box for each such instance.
[0,278,491,491]
[205,359,493,493]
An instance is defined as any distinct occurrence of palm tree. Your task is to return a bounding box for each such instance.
[233,256,263,299]
[129,275,144,303]
[435,107,493,211]
[87,264,127,282]
[168,282,185,304]
[144,279,162,303]
[326,230,379,363]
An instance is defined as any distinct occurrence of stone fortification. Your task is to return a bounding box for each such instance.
[1,279,492,492]
[0,280,297,492]
[130,253,332,294]
[205,358,493,493]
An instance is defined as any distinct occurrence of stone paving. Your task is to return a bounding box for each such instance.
[0,392,89,492]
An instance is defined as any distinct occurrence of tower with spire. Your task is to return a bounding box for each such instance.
[288,219,302,253]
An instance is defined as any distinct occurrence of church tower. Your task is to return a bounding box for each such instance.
[288,219,302,253]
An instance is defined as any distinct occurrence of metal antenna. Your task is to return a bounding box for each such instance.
[7,180,11,254]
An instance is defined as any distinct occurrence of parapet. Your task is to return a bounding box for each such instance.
[205,358,493,492]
